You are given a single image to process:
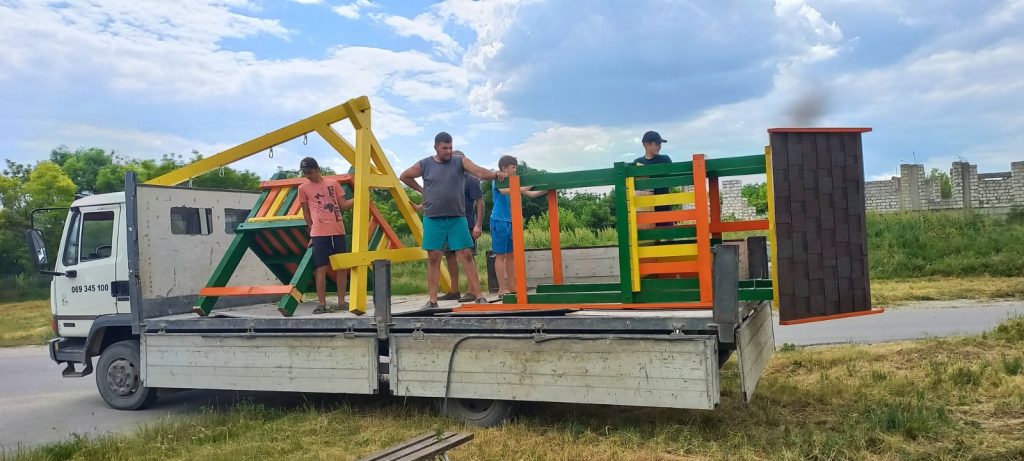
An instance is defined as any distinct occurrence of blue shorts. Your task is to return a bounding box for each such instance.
[423,216,474,252]
[311,234,347,268]
[491,219,513,254]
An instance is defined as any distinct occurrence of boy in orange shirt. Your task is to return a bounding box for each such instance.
[297,157,354,314]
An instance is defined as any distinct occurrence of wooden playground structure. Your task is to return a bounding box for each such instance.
[146,95,877,324]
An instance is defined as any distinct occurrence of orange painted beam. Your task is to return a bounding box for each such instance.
[510,175,528,304]
[368,202,403,248]
[454,301,713,312]
[692,154,713,304]
[709,177,721,240]
[636,209,695,224]
[779,308,885,325]
[276,229,303,255]
[199,285,301,300]
[255,187,281,218]
[259,174,353,189]
[547,190,563,285]
[710,219,770,233]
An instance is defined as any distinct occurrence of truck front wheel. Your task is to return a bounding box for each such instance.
[95,339,157,410]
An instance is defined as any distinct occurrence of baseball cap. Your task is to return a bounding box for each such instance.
[642,131,668,144]
[299,157,319,170]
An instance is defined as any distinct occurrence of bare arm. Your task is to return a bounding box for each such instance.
[461,157,502,182]
[399,162,424,194]
[300,202,313,247]
[524,189,547,198]
[475,200,484,229]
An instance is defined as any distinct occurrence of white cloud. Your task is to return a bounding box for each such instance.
[291,0,322,4]
[376,12,461,58]
[333,0,377,20]
[434,0,539,117]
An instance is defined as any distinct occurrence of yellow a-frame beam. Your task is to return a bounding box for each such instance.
[145,96,450,314]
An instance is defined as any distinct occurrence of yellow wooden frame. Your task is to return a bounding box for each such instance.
[145,96,448,314]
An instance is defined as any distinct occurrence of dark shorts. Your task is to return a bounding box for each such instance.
[311,234,348,269]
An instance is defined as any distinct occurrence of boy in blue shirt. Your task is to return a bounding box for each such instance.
[491,155,547,297]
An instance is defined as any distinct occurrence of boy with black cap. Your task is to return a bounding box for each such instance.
[634,131,673,227]
[297,157,354,314]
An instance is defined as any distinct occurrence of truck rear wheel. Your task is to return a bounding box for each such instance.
[95,339,157,410]
[440,398,515,427]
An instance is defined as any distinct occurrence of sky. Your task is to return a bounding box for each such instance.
[1,0,1022,183]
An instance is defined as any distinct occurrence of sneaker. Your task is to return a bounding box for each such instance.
[312,305,329,314]
[475,298,489,304]
[438,292,461,301]
[422,301,440,309]
[457,293,476,303]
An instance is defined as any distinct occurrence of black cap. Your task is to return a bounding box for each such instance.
[299,157,319,169]
[642,131,667,144]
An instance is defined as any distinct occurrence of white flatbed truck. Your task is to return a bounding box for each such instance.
[27,173,774,426]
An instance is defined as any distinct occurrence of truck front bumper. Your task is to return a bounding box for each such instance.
[48,337,87,364]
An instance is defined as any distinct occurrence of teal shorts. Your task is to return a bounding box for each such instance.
[422,216,474,252]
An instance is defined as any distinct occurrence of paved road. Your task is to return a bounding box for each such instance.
[2,300,1022,451]
[774,300,1024,346]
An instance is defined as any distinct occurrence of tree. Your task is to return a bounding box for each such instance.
[59,147,114,194]
[741,182,769,215]
[929,168,953,199]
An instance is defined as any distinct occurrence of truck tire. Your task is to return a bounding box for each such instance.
[95,339,157,410]
[440,398,515,427]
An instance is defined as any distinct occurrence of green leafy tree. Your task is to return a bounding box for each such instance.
[929,168,953,199]
[741,182,769,215]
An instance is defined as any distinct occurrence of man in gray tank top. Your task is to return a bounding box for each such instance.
[400,132,506,308]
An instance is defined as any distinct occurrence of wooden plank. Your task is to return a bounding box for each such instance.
[692,155,713,304]
[634,191,694,208]
[710,220,769,233]
[260,174,352,189]
[636,226,697,241]
[636,243,698,259]
[636,209,695,225]
[536,282,620,293]
[525,291,621,304]
[277,249,315,317]
[510,175,528,303]
[358,433,437,461]
[548,190,563,284]
[737,304,774,403]
[255,187,280,218]
[193,232,253,315]
[638,260,700,276]
[454,301,712,312]
[198,285,300,298]
[612,165,634,303]
[625,177,641,292]
[393,433,474,461]
[274,187,300,217]
[635,175,693,190]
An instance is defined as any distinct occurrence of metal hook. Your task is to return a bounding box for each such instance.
[303,134,308,146]
[269,147,274,159]
[219,166,225,177]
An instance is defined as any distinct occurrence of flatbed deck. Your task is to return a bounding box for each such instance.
[144,294,720,335]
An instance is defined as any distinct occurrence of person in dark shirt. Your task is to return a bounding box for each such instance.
[633,131,673,227]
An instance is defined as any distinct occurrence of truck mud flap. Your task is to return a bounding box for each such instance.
[736,303,774,403]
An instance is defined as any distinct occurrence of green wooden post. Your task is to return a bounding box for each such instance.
[194,232,254,315]
[613,163,635,303]
[277,249,316,317]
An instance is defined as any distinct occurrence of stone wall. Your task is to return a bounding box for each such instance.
[718,160,1024,217]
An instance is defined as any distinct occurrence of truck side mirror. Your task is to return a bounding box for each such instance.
[25,228,49,270]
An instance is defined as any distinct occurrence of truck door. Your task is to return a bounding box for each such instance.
[53,205,120,337]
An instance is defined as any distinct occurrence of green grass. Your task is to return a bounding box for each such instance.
[7,318,1024,460]
[0,300,52,347]
[868,211,1024,279]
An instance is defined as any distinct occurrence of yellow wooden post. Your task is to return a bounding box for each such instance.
[764,145,780,306]
[625,177,641,293]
